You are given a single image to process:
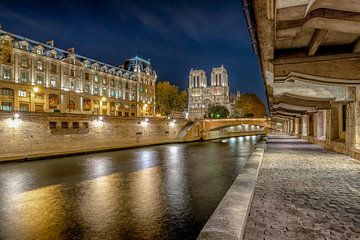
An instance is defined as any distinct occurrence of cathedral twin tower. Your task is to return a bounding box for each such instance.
[188,65,231,120]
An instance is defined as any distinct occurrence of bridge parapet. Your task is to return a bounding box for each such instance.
[200,118,271,132]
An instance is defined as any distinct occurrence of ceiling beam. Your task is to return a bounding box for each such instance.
[308,29,328,56]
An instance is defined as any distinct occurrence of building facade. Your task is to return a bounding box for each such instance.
[188,65,230,119]
[0,28,157,117]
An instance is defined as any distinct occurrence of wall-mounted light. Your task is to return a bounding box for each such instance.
[33,87,39,93]
[14,113,20,119]
[98,116,103,121]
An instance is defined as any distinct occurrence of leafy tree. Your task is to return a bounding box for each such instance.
[233,93,266,118]
[156,81,187,116]
[206,105,230,119]
[0,38,12,64]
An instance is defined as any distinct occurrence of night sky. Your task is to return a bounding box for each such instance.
[0,0,266,103]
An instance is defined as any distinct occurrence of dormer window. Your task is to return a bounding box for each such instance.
[50,50,57,58]
[20,42,29,51]
[70,58,75,65]
[36,48,43,55]
[70,69,75,77]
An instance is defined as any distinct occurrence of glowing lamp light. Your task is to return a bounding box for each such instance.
[33,87,39,93]
[14,113,20,119]
[101,97,106,102]
[98,116,103,121]
[145,118,149,122]
[172,119,176,123]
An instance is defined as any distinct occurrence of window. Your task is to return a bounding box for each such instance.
[84,84,90,93]
[118,80,122,88]
[20,71,29,83]
[111,88,115,97]
[1,88,14,96]
[18,90,28,97]
[94,75,99,83]
[21,44,28,51]
[1,102,13,111]
[110,79,115,87]
[85,72,90,80]
[102,78,107,85]
[93,85,100,95]
[36,48,42,55]
[35,104,43,112]
[36,74,44,85]
[49,122,57,129]
[19,103,29,112]
[102,87,107,96]
[125,82,129,89]
[3,68,11,80]
[83,122,89,128]
[50,63,57,73]
[36,61,43,70]
[72,122,80,129]
[50,76,57,87]
[61,122,69,129]
[70,69,75,77]
[49,94,59,109]
[21,57,29,67]
[117,89,122,98]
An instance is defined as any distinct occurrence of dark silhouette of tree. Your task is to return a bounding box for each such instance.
[206,105,230,119]
[233,93,266,118]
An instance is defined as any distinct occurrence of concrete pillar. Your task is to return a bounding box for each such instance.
[294,118,299,135]
[346,86,360,152]
[325,109,332,144]
[302,115,308,137]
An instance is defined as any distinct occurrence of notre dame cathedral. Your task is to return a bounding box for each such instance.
[188,65,232,119]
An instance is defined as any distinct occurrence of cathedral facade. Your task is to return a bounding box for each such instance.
[188,65,231,119]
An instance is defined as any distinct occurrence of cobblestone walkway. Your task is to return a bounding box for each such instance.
[244,135,360,240]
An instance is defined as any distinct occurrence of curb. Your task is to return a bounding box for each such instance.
[197,141,266,240]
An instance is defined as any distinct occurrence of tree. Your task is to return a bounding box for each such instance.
[156,81,187,116]
[233,93,266,118]
[206,105,230,119]
[0,38,12,64]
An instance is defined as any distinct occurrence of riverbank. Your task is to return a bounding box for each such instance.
[198,140,266,240]
[0,112,267,162]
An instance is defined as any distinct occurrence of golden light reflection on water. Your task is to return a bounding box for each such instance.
[4,184,66,240]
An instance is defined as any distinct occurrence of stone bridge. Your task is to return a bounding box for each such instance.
[178,118,271,141]
[200,118,271,131]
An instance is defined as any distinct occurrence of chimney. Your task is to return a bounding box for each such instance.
[68,48,75,54]
[47,40,54,47]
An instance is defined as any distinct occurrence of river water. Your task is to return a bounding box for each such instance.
[0,136,260,240]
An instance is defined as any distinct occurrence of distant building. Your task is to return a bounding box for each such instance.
[187,65,232,119]
[0,28,157,117]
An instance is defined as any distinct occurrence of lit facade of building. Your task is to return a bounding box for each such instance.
[188,65,230,119]
[0,29,157,117]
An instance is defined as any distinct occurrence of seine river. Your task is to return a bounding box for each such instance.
[0,136,260,240]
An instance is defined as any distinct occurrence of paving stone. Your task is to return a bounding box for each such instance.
[243,135,360,240]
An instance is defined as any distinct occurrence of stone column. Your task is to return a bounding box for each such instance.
[294,117,299,135]
[346,86,360,153]
[325,109,332,145]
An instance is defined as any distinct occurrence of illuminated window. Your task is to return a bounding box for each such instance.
[36,61,43,70]
[36,74,44,85]
[18,90,28,97]
[50,76,57,87]
[3,68,11,80]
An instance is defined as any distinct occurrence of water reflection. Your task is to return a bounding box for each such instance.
[0,136,260,240]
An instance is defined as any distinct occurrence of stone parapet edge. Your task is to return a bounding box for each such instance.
[197,140,266,240]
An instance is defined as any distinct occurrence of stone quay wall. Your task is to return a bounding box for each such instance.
[0,112,197,161]
[0,112,268,161]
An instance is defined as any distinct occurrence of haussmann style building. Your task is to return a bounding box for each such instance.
[0,28,157,117]
[188,65,231,119]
